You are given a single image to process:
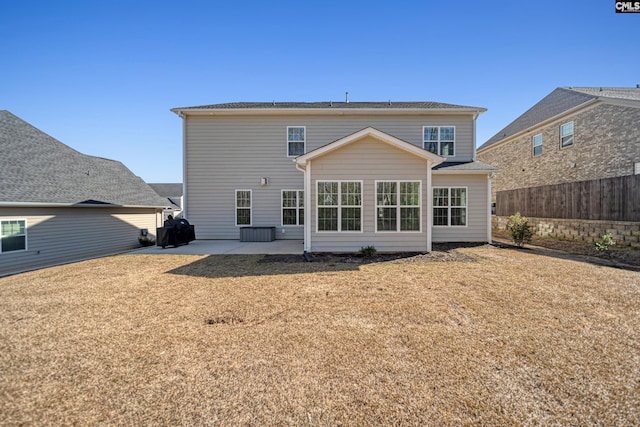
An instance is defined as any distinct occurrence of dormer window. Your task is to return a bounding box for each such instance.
[423,126,455,156]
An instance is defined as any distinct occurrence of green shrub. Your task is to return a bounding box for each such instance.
[359,245,377,257]
[506,212,533,247]
[138,236,156,247]
[594,233,615,254]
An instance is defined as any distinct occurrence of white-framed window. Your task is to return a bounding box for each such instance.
[282,190,304,226]
[287,126,306,157]
[235,190,252,226]
[532,133,543,156]
[317,181,362,232]
[433,187,467,227]
[1,219,27,253]
[375,181,421,232]
[560,121,574,148]
[423,126,455,156]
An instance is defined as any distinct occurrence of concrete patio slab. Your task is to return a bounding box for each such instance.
[133,239,304,255]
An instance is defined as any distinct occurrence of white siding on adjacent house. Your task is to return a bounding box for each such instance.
[309,136,430,252]
[184,114,474,239]
[431,174,490,242]
[0,207,160,276]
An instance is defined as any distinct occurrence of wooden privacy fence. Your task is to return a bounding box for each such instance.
[496,174,640,221]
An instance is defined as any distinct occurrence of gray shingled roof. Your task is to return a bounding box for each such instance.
[432,161,497,172]
[478,87,640,152]
[0,110,169,207]
[148,183,182,209]
[174,101,486,111]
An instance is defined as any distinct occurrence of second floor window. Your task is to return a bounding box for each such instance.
[532,133,543,156]
[560,122,574,148]
[287,126,306,156]
[423,126,455,156]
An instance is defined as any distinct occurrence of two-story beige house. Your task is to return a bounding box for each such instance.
[172,102,496,253]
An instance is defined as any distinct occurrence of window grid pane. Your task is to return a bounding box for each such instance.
[377,207,397,231]
[236,209,251,225]
[377,182,397,206]
[433,188,449,207]
[341,207,361,231]
[318,207,338,231]
[400,207,420,231]
[283,209,297,225]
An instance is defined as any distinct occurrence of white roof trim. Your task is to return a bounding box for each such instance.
[171,107,485,117]
[295,127,444,166]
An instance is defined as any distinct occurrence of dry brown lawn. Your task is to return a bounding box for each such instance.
[1,245,639,426]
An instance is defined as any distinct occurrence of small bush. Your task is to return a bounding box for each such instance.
[594,233,615,254]
[138,236,156,247]
[507,212,533,247]
[359,245,377,257]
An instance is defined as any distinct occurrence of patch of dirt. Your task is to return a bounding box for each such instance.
[493,230,640,268]
[259,242,481,264]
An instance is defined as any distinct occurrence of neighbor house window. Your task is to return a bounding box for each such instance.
[287,126,306,156]
[433,187,467,226]
[235,190,252,226]
[532,133,543,156]
[423,126,455,156]
[560,121,574,148]
[1,219,27,253]
[317,181,362,232]
[376,181,421,232]
[282,190,304,226]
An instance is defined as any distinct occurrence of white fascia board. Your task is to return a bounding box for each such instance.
[171,107,485,117]
[296,127,444,166]
[432,169,495,175]
[0,202,167,209]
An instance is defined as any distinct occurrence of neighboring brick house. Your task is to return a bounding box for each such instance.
[477,87,640,201]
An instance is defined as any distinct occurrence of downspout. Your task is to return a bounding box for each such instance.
[295,161,311,252]
[426,161,433,252]
[180,112,188,219]
[487,174,492,243]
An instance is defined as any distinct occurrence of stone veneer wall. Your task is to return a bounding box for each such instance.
[493,216,640,248]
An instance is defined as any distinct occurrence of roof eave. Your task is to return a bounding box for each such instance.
[0,201,168,209]
[477,98,600,154]
[171,107,486,117]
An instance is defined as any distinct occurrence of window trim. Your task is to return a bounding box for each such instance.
[432,187,468,228]
[423,126,456,157]
[532,133,543,156]
[281,189,304,227]
[315,180,363,233]
[235,189,252,226]
[0,218,28,253]
[287,126,306,157]
[560,121,574,149]
[374,180,422,233]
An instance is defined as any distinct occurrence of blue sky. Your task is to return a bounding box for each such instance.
[1,0,638,183]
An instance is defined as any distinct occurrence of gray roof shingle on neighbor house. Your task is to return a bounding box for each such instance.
[432,161,497,172]
[0,110,169,208]
[173,101,486,111]
[478,87,640,152]
[148,183,182,209]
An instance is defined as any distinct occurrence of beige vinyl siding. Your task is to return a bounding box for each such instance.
[184,114,474,239]
[0,207,159,276]
[431,174,490,242]
[309,136,430,252]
